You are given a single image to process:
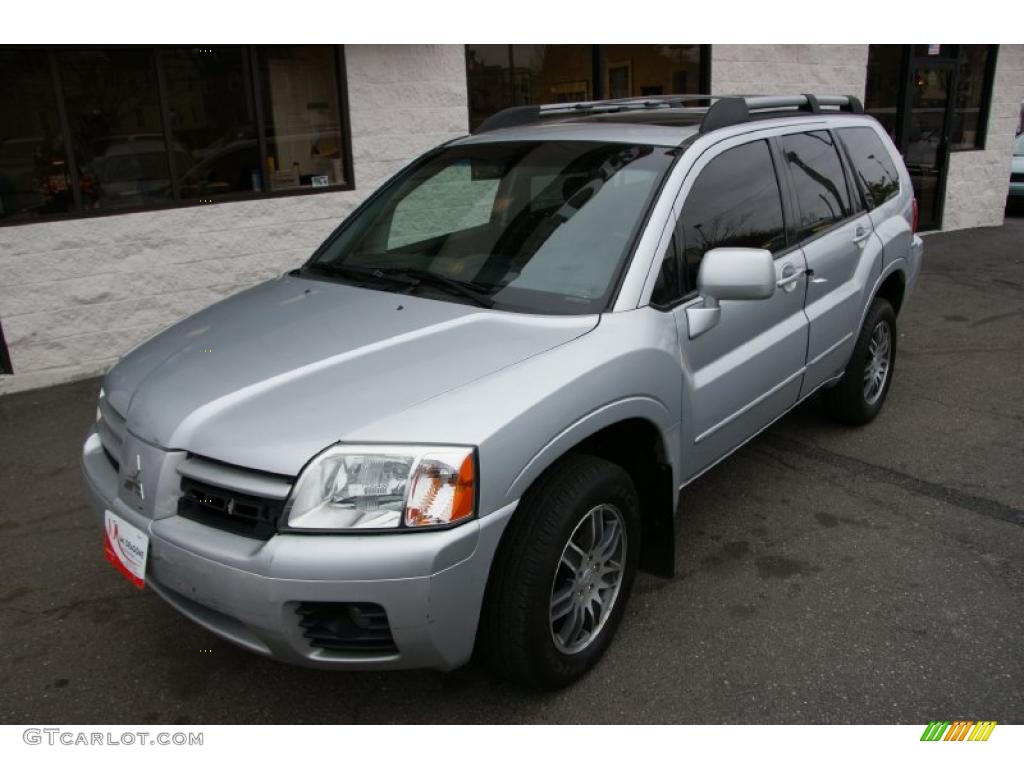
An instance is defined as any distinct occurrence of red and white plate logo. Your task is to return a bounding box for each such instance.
[104,510,149,589]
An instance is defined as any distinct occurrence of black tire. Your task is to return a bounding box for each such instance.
[823,297,897,426]
[481,454,641,689]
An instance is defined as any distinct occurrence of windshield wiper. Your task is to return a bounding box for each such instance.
[304,262,418,288]
[376,267,495,309]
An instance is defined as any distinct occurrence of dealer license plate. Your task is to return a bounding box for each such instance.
[104,510,149,589]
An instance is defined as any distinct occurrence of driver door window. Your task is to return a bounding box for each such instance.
[678,140,787,292]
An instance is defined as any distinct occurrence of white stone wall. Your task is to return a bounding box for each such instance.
[942,45,1024,231]
[0,44,468,394]
[709,45,869,100]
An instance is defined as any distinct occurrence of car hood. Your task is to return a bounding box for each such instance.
[1013,154,1024,173]
[104,274,598,475]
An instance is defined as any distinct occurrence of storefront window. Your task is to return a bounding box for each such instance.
[466,44,707,131]
[257,46,347,192]
[951,45,996,150]
[0,45,352,225]
[163,46,261,200]
[0,49,72,220]
[510,45,593,105]
[864,45,903,141]
[58,48,171,212]
[598,45,702,100]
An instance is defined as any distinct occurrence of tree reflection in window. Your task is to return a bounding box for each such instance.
[838,127,900,209]
[678,140,786,292]
[780,131,853,240]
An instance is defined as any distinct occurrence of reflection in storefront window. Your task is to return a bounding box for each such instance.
[58,48,171,212]
[865,45,903,141]
[951,45,995,150]
[0,49,72,220]
[0,45,352,224]
[164,46,261,200]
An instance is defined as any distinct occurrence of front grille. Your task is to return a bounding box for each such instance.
[296,602,398,655]
[178,477,285,539]
[1012,172,1024,183]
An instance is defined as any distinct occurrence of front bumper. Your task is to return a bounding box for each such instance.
[83,430,514,671]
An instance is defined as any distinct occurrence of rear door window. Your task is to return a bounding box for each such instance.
[779,131,854,241]
[837,127,901,209]
[678,139,787,292]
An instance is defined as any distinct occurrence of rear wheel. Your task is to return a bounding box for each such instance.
[823,297,897,425]
[481,454,640,689]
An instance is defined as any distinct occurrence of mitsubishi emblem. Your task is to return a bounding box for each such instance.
[122,453,145,509]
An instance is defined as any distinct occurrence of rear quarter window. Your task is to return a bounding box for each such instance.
[838,127,901,209]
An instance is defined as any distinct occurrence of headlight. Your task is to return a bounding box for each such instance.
[284,444,476,531]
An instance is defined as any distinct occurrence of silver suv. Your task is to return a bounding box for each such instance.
[83,94,923,689]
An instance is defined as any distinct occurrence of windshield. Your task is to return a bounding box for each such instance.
[1015,133,1024,156]
[304,140,677,314]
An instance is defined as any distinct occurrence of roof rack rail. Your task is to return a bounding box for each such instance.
[472,93,865,136]
[699,93,864,134]
[473,94,715,134]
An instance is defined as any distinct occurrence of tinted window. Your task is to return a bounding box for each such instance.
[838,127,900,209]
[780,131,853,240]
[465,45,706,132]
[164,46,261,200]
[57,48,170,212]
[650,235,681,307]
[679,140,786,292]
[952,45,996,150]
[0,49,71,220]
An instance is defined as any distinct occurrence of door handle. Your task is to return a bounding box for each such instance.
[776,266,805,292]
[852,226,872,246]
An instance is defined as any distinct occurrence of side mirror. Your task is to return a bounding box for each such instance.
[686,247,775,339]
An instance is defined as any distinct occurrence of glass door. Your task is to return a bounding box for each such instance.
[905,62,954,230]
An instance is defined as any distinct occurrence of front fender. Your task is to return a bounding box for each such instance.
[503,396,680,505]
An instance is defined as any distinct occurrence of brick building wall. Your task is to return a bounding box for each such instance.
[0,44,468,394]
[709,45,869,100]
[942,44,1024,231]
[1,44,1021,393]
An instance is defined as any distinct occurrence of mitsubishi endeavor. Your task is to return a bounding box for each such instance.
[83,93,923,689]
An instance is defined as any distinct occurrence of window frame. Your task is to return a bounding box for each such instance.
[0,44,355,228]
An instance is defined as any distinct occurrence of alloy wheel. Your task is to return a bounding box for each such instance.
[549,503,627,655]
[863,320,892,405]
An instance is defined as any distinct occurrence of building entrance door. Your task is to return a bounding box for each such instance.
[904,61,955,230]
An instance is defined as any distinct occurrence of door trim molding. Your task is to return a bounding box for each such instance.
[807,331,854,368]
[694,366,806,444]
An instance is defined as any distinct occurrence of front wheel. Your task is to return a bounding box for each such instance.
[823,297,897,425]
[481,454,640,689]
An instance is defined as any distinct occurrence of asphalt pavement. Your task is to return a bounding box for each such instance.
[1,216,1022,724]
